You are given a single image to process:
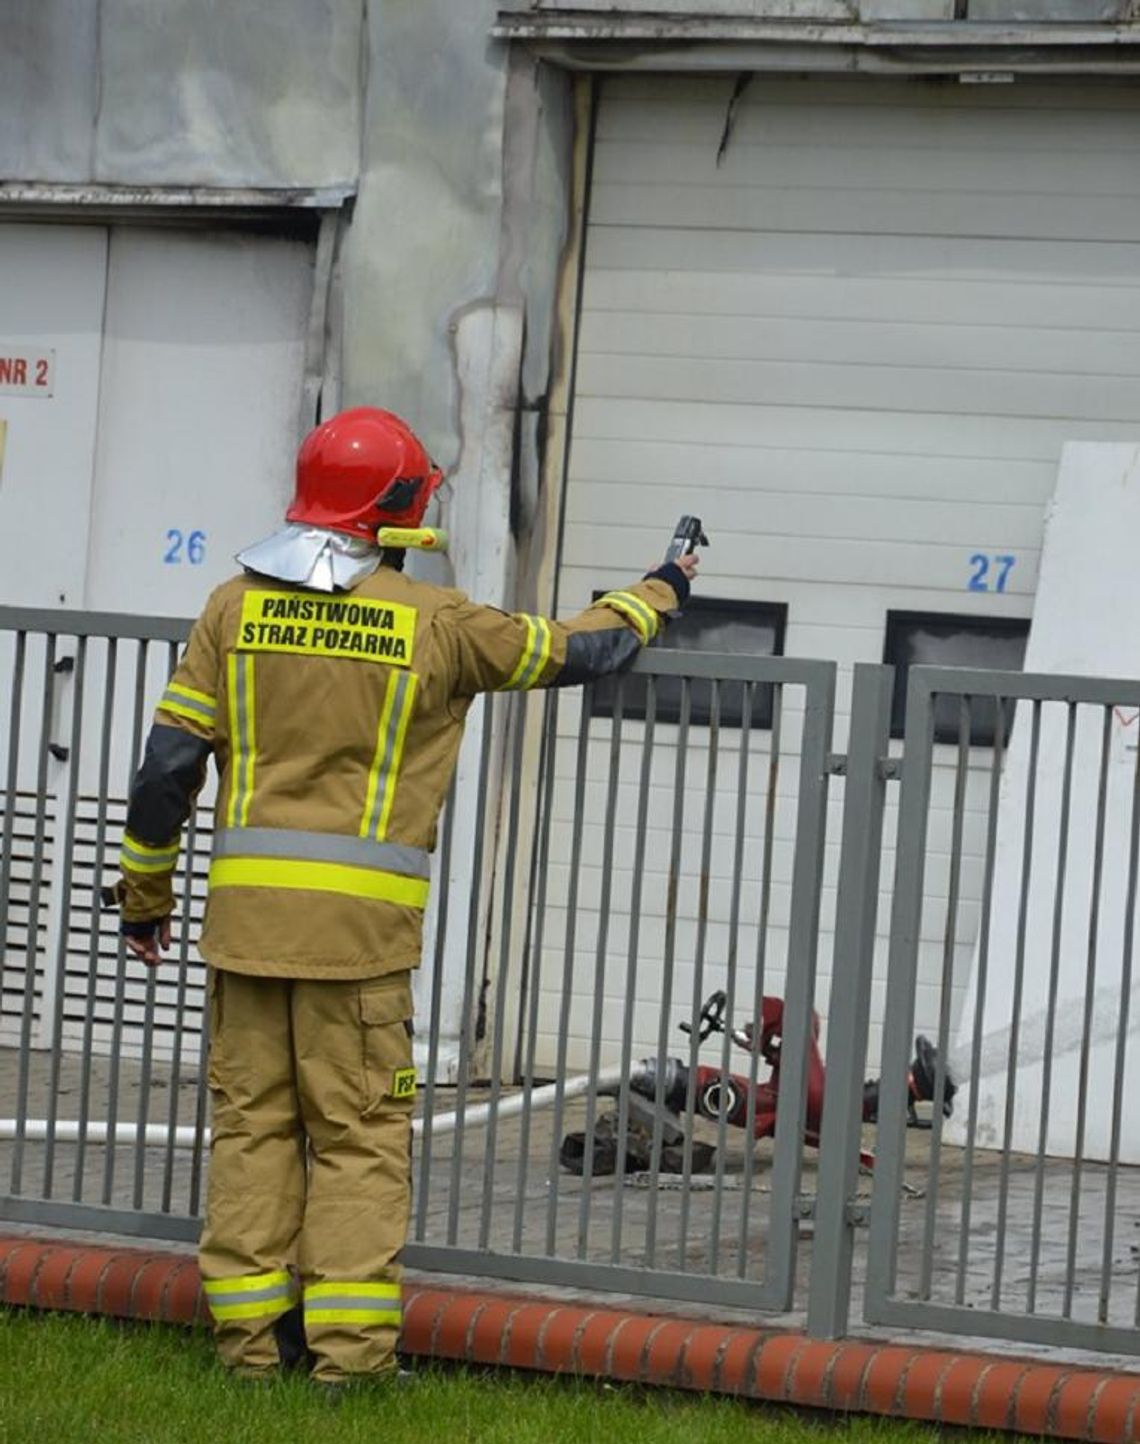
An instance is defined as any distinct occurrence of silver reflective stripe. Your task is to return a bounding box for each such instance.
[160,686,215,722]
[303,1295,402,1314]
[211,826,430,879]
[207,1282,293,1307]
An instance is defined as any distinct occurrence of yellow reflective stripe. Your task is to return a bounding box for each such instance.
[119,858,177,875]
[525,619,553,690]
[209,857,429,909]
[121,832,179,873]
[122,832,179,860]
[167,682,215,708]
[375,674,417,840]
[209,1298,294,1321]
[500,616,553,692]
[203,1270,296,1322]
[204,1270,293,1295]
[225,655,240,828]
[501,616,539,691]
[159,682,216,727]
[304,1308,402,1327]
[599,590,659,644]
[157,697,214,726]
[359,677,400,838]
[303,1279,401,1328]
[225,653,256,829]
[304,1282,401,1300]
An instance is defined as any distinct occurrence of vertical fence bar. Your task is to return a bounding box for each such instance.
[12,634,57,1196]
[0,634,28,1170]
[478,696,527,1251]
[543,690,593,1257]
[737,683,782,1275]
[1101,723,1140,1324]
[918,693,971,1301]
[645,679,690,1267]
[808,664,894,1338]
[956,691,1006,1304]
[0,629,27,1198]
[103,638,149,1204]
[1027,701,1077,1313]
[43,636,87,1198]
[162,802,199,1214]
[866,669,936,1314]
[1063,704,1112,1318]
[74,638,118,1200]
[678,682,719,1269]
[511,692,560,1254]
[576,688,624,1259]
[132,650,161,1211]
[446,697,496,1247]
[414,774,456,1241]
[765,664,834,1306]
[610,678,656,1263]
[992,699,1042,1310]
[708,682,752,1274]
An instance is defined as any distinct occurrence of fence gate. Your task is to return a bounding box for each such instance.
[405,651,838,1315]
[861,664,1140,1356]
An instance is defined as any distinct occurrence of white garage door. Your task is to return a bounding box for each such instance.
[537,78,1140,1074]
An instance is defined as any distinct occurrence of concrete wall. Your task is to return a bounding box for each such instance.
[0,0,577,589]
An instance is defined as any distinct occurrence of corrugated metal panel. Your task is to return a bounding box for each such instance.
[542,76,1140,1072]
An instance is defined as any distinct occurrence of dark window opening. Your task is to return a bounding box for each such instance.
[590,596,787,729]
[883,610,1030,746]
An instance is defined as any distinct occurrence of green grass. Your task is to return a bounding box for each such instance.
[0,1309,984,1444]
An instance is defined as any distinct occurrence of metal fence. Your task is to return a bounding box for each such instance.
[2,607,1139,1357]
[859,665,1140,1356]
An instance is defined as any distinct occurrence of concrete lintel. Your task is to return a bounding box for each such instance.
[0,182,356,213]
[493,15,1140,73]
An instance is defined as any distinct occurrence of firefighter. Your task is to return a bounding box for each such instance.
[110,405,698,1387]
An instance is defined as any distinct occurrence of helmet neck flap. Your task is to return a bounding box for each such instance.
[236,523,382,593]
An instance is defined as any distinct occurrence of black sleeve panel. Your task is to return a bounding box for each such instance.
[125,724,212,844]
[555,626,643,689]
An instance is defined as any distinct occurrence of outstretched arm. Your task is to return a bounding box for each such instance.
[448,553,698,699]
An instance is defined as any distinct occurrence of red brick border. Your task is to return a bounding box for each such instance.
[2,1235,1138,1441]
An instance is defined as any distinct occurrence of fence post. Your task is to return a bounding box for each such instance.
[807,663,894,1338]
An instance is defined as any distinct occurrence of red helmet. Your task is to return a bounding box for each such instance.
[287,407,444,539]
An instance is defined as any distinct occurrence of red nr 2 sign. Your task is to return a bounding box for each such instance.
[0,346,55,397]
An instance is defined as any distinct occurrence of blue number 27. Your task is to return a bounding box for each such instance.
[968,553,1015,593]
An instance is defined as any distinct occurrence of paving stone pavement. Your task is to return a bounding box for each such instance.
[3,1044,1139,1370]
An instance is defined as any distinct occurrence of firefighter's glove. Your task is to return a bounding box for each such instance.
[120,914,172,967]
[101,880,171,966]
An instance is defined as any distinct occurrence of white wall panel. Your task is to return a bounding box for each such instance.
[0,225,107,610]
[85,227,312,617]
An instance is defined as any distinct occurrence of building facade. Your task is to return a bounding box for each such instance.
[3,1,1140,1076]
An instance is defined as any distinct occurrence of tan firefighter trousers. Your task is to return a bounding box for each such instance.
[198,967,415,1381]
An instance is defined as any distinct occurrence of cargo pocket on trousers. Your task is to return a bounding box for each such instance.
[360,973,415,1118]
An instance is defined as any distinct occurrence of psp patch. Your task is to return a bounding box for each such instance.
[237,589,416,667]
[391,1067,417,1100]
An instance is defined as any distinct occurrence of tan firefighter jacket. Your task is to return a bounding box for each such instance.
[115,563,685,979]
